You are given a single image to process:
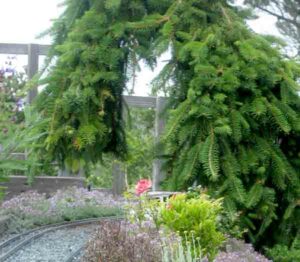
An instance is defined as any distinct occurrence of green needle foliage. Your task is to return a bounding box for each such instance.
[36,8,128,171]
[152,0,300,251]
[32,0,169,173]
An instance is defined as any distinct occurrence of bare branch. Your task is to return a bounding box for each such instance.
[256,5,299,27]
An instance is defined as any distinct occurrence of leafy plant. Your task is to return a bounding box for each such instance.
[0,58,56,189]
[125,191,224,260]
[187,186,244,239]
[157,193,224,260]
[0,106,57,189]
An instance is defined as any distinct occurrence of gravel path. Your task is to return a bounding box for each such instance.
[5,224,96,262]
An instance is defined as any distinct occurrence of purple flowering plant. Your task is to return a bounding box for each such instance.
[0,187,125,233]
[214,238,271,262]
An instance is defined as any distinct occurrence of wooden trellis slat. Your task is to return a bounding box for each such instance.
[123,95,156,108]
[0,43,50,55]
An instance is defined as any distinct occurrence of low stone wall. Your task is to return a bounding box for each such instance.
[0,176,85,200]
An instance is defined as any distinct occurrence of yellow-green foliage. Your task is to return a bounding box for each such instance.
[30,0,166,173]
[158,193,225,260]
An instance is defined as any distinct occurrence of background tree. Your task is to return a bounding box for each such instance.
[0,57,26,141]
[244,0,300,57]
[87,107,155,188]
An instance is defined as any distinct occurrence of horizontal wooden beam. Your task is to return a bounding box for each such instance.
[39,45,51,56]
[0,43,50,56]
[0,43,28,55]
[123,95,157,108]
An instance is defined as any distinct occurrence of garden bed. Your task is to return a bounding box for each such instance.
[0,186,275,261]
[0,187,125,236]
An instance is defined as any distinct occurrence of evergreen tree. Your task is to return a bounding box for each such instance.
[31,0,170,173]
[149,0,300,251]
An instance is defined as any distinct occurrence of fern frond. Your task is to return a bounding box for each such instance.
[163,100,191,142]
[266,101,291,133]
[200,130,220,181]
[229,176,246,204]
[246,183,263,208]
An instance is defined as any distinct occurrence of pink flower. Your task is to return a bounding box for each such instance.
[135,179,152,196]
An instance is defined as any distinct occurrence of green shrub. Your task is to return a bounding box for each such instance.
[187,186,244,239]
[157,193,225,260]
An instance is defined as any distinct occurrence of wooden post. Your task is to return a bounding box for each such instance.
[26,44,39,103]
[112,161,126,195]
[23,44,39,161]
[153,96,167,191]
